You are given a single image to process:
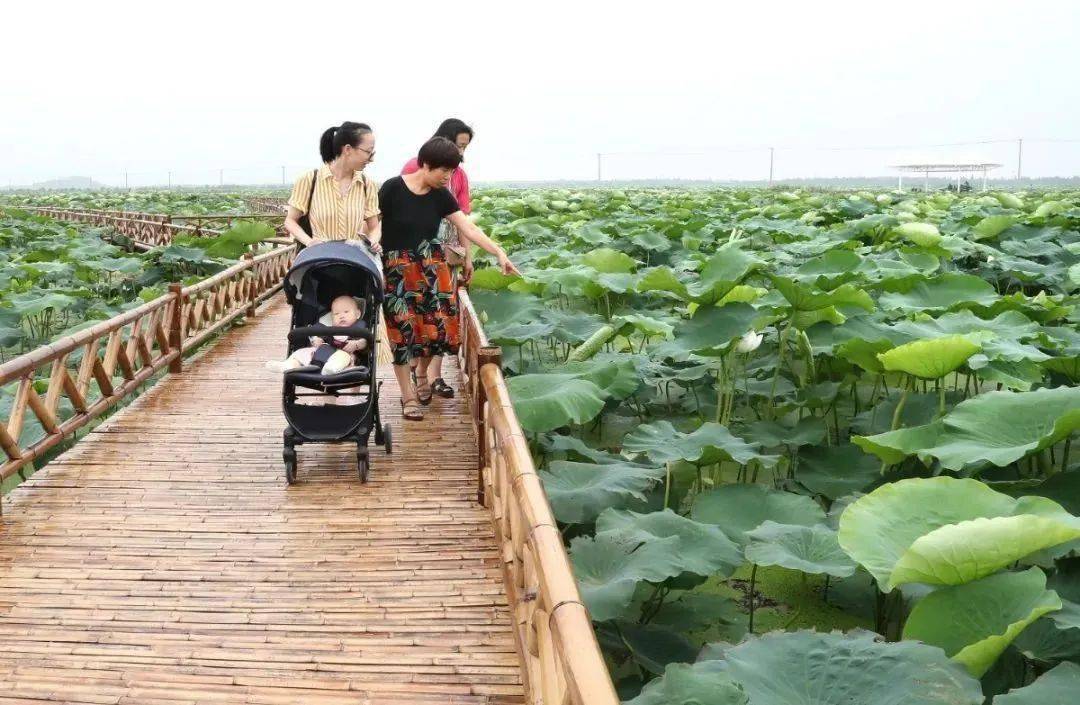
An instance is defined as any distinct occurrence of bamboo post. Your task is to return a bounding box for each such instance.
[168,284,184,373]
[476,346,502,505]
[243,253,257,318]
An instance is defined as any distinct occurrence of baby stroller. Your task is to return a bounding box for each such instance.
[281,241,391,484]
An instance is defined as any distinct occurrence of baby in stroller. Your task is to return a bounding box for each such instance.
[266,295,368,375]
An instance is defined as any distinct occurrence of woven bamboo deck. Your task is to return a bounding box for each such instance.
[0,297,524,704]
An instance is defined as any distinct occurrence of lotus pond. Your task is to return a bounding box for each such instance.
[0,208,274,491]
[467,187,1080,703]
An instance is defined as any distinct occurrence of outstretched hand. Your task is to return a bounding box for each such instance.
[499,255,521,276]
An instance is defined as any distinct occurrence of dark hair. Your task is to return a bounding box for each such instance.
[319,121,372,163]
[433,118,474,144]
[417,137,463,170]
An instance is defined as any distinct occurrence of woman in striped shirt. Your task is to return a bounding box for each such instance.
[284,122,381,246]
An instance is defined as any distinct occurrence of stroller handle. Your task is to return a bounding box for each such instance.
[288,325,374,345]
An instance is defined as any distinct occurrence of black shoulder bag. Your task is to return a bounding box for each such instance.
[295,169,318,250]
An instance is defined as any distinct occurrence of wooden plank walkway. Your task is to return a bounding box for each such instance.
[0,297,524,704]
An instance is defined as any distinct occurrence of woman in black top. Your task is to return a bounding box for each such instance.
[375,137,519,421]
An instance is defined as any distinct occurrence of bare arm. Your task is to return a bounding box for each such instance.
[446,211,520,275]
[284,206,315,247]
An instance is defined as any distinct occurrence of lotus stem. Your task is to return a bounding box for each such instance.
[663,462,672,509]
[1063,436,1073,473]
[890,377,911,432]
[748,563,759,633]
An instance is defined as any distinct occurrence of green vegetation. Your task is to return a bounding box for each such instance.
[0,207,274,492]
[469,186,1080,702]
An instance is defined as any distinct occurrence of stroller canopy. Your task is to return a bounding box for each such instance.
[284,241,384,307]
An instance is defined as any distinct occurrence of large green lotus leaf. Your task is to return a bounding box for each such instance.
[637,265,690,300]
[539,308,607,344]
[469,289,544,324]
[797,443,881,500]
[692,484,826,545]
[705,629,983,705]
[972,214,1017,240]
[667,303,758,357]
[894,221,943,247]
[615,312,675,339]
[540,433,621,464]
[626,661,748,705]
[797,248,863,287]
[200,221,274,259]
[596,508,744,579]
[888,310,1040,343]
[685,243,762,304]
[738,417,825,449]
[878,273,999,313]
[616,621,703,676]
[561,355,640,401]
[485,319,556,346]
[581,247,637,273]
[539,460,664,524]
[631,230,672,253]
[902,567,1062,677]
[622,421,772,467]
[744,521,856,577]
[838,477,1046,587]
[5,291,77,317]
[877,334,981,379]
[836,337,893,373]
[569,532,684,621]
[889,515,1080,588]
[995,662,1080,704]
[1014,616,1080,664]
[770,276,875,312]
[584,271,637,296]
[468,267,520,290]
[506,374,607,432]
[852,387,1080,471]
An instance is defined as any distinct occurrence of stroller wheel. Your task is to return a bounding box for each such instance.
[357,450,370,484]
[284,448,297,485]
[382,423,393,455]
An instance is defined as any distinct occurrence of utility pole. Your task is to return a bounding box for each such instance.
[1016,138,1023,180]
[281,165,286,185]
[596,153,602,182]
[124,170,129,190]
[768,147,775,186]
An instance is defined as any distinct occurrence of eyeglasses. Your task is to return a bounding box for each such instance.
[353,145,375,159]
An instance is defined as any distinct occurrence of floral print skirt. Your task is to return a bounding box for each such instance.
[382,242,460,366]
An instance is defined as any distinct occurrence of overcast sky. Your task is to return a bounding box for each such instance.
[2,0,1078,187]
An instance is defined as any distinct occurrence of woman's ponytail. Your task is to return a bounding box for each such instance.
[319,126,339,163]
[318,122,372,163]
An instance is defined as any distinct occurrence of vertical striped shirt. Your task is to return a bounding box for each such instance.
[287,165,380,242]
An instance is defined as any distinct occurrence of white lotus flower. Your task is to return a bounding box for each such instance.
[736,330,763,353]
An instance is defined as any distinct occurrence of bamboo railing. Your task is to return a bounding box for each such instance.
[0,243,295,512]
[26,208,287,249]
[457,289,619,705]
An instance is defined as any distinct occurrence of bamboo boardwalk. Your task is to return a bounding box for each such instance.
[0,297,524,704]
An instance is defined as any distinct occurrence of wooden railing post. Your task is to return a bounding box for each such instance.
[168,284,184,373]
[243,252,258,318]
[475,347,501,506]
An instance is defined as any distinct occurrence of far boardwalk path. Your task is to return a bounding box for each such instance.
[0,297,524,704]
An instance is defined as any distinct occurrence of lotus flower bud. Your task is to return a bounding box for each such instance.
[736,330,763,353]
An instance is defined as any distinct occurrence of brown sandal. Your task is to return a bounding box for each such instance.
[400,398,424,421]
[413,372,433,405]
